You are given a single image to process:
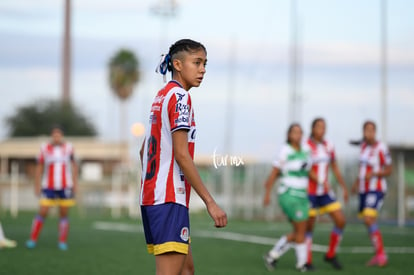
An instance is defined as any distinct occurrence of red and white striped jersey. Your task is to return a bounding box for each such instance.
[358,141,392,193]
[38,142,75,190]
[140,80,196,208]
[307,138,336,196]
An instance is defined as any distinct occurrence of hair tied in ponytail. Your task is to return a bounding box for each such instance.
[155,53,171,82]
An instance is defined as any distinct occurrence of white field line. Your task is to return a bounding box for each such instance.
[92,221,414,254]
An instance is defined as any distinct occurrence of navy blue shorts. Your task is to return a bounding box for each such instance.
[308,191,341,217]
[359,191,385,218]
[141,203,190,255]
[40,189,75,207]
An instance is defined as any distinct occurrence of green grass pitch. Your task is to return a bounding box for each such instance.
[1,210,413,274]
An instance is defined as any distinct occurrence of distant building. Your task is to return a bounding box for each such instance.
[0,137,126,181]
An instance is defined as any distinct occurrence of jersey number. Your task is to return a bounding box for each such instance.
[145,135,157,180]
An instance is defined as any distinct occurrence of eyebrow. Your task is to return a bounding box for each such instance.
[193,57,207,64]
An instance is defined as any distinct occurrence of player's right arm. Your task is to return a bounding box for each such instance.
[139,138,146,169]
[351,178,359,194]
[263,167,280,206]
[34,162,43,197]
[172,130,227,228]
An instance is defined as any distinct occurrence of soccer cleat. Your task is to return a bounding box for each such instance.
[368,254,388,267]
[263,253,277,271]
[324,255,343,270]
[297,264,309,272]
[376,254,388,267]
[58,242,68,251]
[0,238,17,248]
[304,262,316,271]
[26,240,36,249]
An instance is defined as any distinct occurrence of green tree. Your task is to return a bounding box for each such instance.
[109,49,140,101]
[6,100,96,137]
[108,49,140,162]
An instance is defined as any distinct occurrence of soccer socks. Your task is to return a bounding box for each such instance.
[295,242,307,268]
[59,218,69,243]
[369,224,385,256]
[305,232,313,264]
[269,235,291,259]
[30,215,44,242]
[326,227,343,258]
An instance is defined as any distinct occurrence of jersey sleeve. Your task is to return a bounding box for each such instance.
[272,145,286,169]
[302,142,313,170]
[168,89,192,132]
[379,143,392,166]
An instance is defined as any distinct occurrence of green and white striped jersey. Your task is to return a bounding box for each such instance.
[272,143,311,194]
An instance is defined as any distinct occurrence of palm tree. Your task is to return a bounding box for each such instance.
[108,49,140,162]
[109,49,140,101]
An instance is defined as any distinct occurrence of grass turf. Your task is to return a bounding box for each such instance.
[1,210,413,275]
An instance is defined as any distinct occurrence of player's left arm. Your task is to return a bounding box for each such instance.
[374,164,392,178]
[372,146,392,178]
[172,130,227,228]
[331,160,349,203]
[71,158,79,194]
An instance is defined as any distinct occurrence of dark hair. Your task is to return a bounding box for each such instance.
[286,123,302,144]
[310,117,325,138]
[167,39,206,72]
[50,124,64,133]
[350,120,377,146]
[363,120,376,131]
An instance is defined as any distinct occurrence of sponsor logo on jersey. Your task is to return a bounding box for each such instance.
[177,93,185,102]
[175,103,190,113]
[175,116,189,124]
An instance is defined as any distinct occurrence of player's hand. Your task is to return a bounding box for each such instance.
[206,201,227,228]
[365,171,373,180]
[342,187,349,204]
[263,193,271,207]
[72,183,77,194]
[35,183,41,197]
[351,181,358,195]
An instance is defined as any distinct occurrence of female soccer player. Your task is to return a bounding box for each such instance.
[263,123,311,272]
[140,39,227,275]
[351,121,392,267]
[26,125,78,251]
[305,118,348,270]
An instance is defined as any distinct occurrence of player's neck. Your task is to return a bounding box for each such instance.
[290,143,300,151]
[311,136,323,143]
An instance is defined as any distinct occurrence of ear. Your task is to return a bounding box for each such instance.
[172,58,182,72]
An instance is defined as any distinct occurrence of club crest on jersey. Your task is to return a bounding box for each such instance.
[180,227,189,242]
[176,187,185,194]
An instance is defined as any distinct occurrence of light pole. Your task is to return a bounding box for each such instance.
[150,0,178,51]
[380,0,388,142]
[62,0,71,103]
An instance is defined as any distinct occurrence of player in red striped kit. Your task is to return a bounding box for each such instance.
[351,121,392,267]
[305,118,348,270]
[140,39,227,275]
[26,125,78,251]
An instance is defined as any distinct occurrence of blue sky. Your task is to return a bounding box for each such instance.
[0,0,413,161]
